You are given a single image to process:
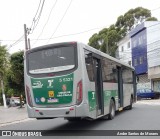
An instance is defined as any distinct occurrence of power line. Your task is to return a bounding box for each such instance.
[29,0,46,34]
[7,35,24,50]
[34,26,106,41]
[151,6,160,12]
[116,39,160,60]
[5,14,160,49]
[1,26,106,43]
[3,22,160,43]
[5,22,160,50]
[30,0,42,30]
[46,0,73,44]
[117,48,160,60]
[32,0,58,46]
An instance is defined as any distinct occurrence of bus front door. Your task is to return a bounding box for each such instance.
[93,58,104,116]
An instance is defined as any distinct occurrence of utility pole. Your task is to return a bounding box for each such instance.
[24,24,28,51]
[1,80,7,108]
[28,38,31,50]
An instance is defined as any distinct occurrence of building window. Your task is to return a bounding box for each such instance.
[139,37,142,45]
[133,40,137,47]
[134,58,138,66]
[139,56,143,64]
[121,46,124,52]
[127,42,130,49]
[128,61,131,65]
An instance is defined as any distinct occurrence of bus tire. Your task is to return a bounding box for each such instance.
[108,99,115,120]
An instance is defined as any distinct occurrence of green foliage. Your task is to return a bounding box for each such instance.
[0,45,8,79]
[0,45,25,106]
[116,7,156,32]
[146,17,158,21]
[9,51,24,94]
[5,69,19,96]
[88,7,158,57]
[7,89,14,97]
[88,33,100,49]
[5,51,25,107]
[89,25,122,57]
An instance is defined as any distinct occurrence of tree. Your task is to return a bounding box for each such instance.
[89,25,121,57]
[146,17,158,21]
[116,7,157,32]
[0,45,8,79]
[88,7,158,57]
[0,45,8,106]
[9,51,24,107]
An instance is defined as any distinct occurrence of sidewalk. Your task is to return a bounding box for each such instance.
[136,99,160,105]
[0,105,30,127]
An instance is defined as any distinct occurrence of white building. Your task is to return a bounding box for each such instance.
[116,35,132,65]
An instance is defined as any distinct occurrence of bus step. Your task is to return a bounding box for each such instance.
[118,107,123,111]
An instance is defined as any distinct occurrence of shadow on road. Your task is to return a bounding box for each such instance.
[42,108,137,136]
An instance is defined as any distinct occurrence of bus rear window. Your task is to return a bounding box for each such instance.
[28,46,76,74]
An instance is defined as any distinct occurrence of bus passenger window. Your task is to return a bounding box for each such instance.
[102,58,117,83]
[84,49,95,81]
[122,67,133,83]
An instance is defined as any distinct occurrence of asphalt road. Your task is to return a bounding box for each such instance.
[0,101,160,139]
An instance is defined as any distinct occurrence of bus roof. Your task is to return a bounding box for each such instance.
[26,41,134,70]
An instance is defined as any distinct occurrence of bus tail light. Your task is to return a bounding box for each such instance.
[26,85,33,107]
[76,80,83,105]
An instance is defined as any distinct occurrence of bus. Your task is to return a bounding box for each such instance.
[24,42,136,121]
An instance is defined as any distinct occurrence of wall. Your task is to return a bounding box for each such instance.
[146,21,160,80]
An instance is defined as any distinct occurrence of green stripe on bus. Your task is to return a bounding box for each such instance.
[88,90,118,111]
[88,91,96,111]
[104,90,118,106]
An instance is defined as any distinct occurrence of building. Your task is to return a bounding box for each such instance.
[116,35,132,66]
[116,21,160,96]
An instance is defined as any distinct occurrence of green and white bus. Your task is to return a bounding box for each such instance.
[24,42,136,121]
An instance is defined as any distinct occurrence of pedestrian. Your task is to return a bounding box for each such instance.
[6,97,10,108]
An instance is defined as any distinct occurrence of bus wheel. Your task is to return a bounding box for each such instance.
[108,99,115,120]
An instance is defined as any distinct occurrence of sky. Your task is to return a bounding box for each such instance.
[0,0,160,53]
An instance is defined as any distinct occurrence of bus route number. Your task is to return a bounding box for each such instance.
[59,78,73,82]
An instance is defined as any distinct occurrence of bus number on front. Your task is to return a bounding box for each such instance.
[59,78,73,82]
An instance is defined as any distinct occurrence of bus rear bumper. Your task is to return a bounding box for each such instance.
[27,103,88,118]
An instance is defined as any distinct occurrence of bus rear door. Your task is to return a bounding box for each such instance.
[93,56,104,117]
[117,66,123,109]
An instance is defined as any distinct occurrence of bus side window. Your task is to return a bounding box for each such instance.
[122,67,133,83]
[84,49,95,81]
[102,58,117,83]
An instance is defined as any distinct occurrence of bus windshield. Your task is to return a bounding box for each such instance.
[28,46,76,74]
